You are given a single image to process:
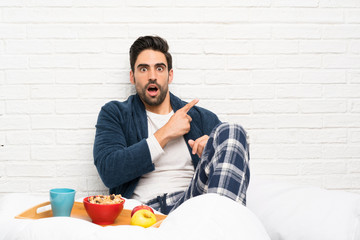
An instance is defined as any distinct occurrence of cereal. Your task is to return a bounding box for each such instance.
[88,194,124,205]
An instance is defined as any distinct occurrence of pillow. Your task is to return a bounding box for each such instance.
[247,177,360,240]
[0,193,48,220]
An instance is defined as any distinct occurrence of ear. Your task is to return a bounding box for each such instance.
[130,70,135,85]
[168,68,173,84]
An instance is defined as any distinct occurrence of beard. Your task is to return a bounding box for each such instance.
[135,78,169,107]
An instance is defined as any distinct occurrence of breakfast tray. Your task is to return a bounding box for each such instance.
[15,201,167,227]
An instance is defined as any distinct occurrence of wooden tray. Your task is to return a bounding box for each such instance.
[15,201,166,227]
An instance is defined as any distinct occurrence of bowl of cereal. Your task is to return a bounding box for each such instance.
[83,194,125,225]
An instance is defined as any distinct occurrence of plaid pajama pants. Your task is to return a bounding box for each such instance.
[146,122,250,215]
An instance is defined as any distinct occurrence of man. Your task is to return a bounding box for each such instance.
[93,36,250,214]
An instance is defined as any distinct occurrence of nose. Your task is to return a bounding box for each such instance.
[148,67,156,80]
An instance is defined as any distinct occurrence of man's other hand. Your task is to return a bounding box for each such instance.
[188,135,209,158]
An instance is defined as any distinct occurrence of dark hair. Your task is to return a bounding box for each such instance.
[129,36,172,72]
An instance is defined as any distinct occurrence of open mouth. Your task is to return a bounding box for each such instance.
[146,84,159,97]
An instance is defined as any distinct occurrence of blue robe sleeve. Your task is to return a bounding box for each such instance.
[93,102,154,189]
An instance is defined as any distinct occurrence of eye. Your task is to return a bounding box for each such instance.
[157,66,164,72]
[140,67,147,72]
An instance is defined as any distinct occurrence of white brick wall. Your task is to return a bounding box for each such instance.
[1,1,360,197]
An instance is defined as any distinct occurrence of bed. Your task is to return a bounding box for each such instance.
[1,176,359,240]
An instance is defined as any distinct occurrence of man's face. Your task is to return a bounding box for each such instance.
[130,49,173,107]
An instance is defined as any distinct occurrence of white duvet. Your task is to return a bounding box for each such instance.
[0,193,270,240]
[1,177,360,240]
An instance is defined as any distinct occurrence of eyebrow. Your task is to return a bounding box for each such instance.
[136,63,167,69]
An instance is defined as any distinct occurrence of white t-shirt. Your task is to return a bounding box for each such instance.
[132,110,194,203]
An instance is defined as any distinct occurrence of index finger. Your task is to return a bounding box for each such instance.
[182,99,199,113]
